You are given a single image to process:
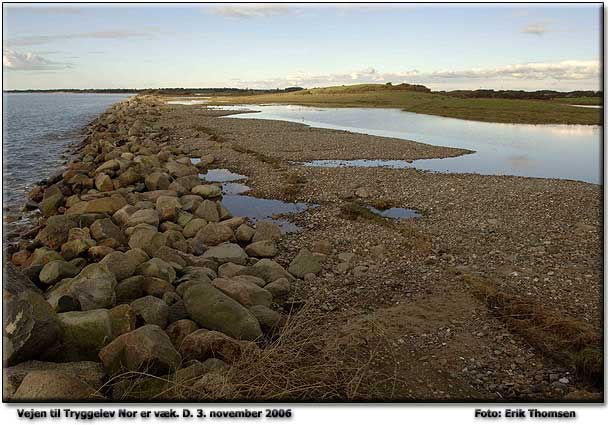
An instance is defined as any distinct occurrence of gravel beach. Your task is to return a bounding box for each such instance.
[3,96,602,401]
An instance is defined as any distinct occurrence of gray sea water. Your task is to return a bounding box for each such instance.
[2,93,133,210]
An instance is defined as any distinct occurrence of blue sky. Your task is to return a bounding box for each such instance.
[2,3,602,90]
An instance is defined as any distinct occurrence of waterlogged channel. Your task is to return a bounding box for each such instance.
[193,163,316,232]
[212,104,601,184]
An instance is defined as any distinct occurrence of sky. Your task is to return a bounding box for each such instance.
[2,3,603,91]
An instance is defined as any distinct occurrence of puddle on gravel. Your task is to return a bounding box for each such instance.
[192,161,316,232]
[199,168,248,182]
[368,206,421,219]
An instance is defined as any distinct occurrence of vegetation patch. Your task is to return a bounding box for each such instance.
[460,272,602,388]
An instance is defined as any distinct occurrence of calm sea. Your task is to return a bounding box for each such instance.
[2,93,133,211]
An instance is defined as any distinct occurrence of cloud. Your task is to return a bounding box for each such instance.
[521,21,552,35]
[232,60,600,89]
[210,4,292,18]
[3,47,71,71]
[5,28,166,46]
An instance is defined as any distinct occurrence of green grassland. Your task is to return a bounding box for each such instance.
[211,84,601,125]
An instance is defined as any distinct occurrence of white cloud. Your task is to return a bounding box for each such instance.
[211,4,291,18]
[521,21,552,35]
[5,28,166,47]
[232,60,600,89]
[2,48,71,71]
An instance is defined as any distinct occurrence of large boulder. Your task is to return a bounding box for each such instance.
[288,248,321,278]
[145,171,172,191]
[94,173,113,192]
[51,263,117,311]
[179,329,254,363]
[11,371,102,401]
[39,260,80,286]
[34,215,79,250]
[195,223,234,246]
[98,325,181,376]
[156,196,182,222]
[237,259,293,283]
[165,160,197,178]
[252,221,282,242]
[130,296,169,328]
[212,278,273,307]
[66,195,127,215]
[4,288,62,366]
[245,240,277,258]
[136,258,176,284]
[128,227,167,257]
[165,319,199,349]
[90,218,126,246]
[183,218,208,238]
[202,243,248,265]
[194,200,220,222]
[55,309,114,361]
[192,184,222,199]
[126,209,160,228]
[99,251,137,281]
[183,284,262,341]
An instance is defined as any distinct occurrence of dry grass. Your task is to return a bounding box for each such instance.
[460,273,602,387]
[101,305,398,401]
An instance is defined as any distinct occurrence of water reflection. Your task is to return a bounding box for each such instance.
[214,104,601,184]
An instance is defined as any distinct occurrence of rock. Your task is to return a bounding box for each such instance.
[180,330,254,363]
[165,160,197,178]
[217,202,232,220]
[232,274,267,288]
[355,187,371,198]
[88,245,114,260]
[25,247,64,267]
[39,193,64,217]
[99,325,181,376]
[252,220,282,242]
[156,195,182,222]
[130,296,169,328]
[94,173,114,192]
[99,251,136,281]
[11,250,31,267]
[245,240,277,258]
[184,284,262,341]
[141,190,178,202]
[61,238,96,261]
[213,278,273,307]
[142,277,175,298]
[11,371,101,401]
[66,195,127,215]
[202,243,248,265]
[4,361,105,398]
[126,209,160,228]
[180,194,203,212]
[124,248,149,266]
[192,184,222,198]
[218,262,246,278]
[166,319,199,349]
[248,305,282,330]
[39,260,79,285]
[168,300,189,324]
[162,291,181,306]
[264,278,291,299]
[235,224,255,243]
[176,210,193,227]
[194,200,220,222]
[4,289,62,366]
[145,171,171,190]
[52,263,117,311]
[154,246,187,268]
[112,204,138,227]
[238,259,293,283]
[109,304,137,337]
[95,159,120,174]
[115,276,145,303]
[196,222,234,246]
[56,309,114,361]
[90,218,126,246]
[117,167,142,187]
[288,248,321,278]
[183,218,208,238]
[35,215,78,250]
[312,239,332,255]
[136,258,176,283]
[128,227,167,257]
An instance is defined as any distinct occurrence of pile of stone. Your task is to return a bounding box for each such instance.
[3,95,322,401]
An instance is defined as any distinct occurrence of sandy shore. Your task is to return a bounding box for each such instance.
[158,101,602,399]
